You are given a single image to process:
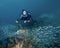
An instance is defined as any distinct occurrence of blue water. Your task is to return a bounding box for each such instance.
[0,0,60,25]
[0,0,60,48]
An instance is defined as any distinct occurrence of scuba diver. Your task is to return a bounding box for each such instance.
[16,9,38,28]
[16,9,33,24]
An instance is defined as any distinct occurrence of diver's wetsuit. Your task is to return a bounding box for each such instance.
[16,9,33,27]
[20,14,31,21]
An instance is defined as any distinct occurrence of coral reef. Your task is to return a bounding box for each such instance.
[0,24,60,48]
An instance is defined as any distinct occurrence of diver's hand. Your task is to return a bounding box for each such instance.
[24,20,27,23]
[16,20,19,23]
[24,20,30,23]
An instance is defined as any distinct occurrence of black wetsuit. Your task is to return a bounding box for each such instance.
[20,14,31,20]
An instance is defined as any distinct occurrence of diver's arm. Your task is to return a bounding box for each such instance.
[20,15,23,18]
[20,15,23,20]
